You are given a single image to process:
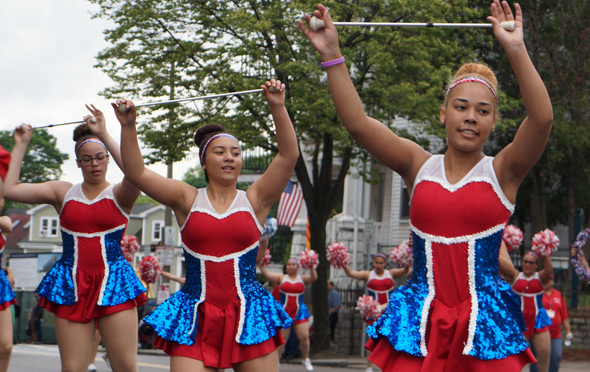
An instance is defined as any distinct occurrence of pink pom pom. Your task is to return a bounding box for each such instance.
[261,249,271,266]
[356,295,382,320]
[389,240,413,267]
[298,250,319,269]
[138,255,162,283]
[531,229,559,257]
[326,242,350,269]
[502,225,523,252]
[121,234,140,263]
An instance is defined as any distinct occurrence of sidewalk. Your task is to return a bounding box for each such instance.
[136,347,589,371]
[281,350,590,371]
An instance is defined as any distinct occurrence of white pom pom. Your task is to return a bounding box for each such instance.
[500,21,515,31]
[118,103,128,114]
[309,16,326,31]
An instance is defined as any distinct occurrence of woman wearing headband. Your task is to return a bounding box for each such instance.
[299,1,551,371]
[345,253,409,321]
[258,257,317,371]
[501,243,553,372]
[115,79,298,372]
[4,105,146,372]
[344,253,408,372]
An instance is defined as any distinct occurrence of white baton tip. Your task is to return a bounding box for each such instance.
[89,117,97,123]
[309,16,325,31]
[500,21,515,31]
[118,103,128,114]
[268,86,277,93]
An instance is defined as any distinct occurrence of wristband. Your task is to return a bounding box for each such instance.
[321,56,345,68]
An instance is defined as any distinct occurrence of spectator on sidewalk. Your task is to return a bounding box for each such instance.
[327,280,341,347]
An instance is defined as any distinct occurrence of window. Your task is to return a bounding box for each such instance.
[40,217,59,238]
[399,184,410,220]
[152,220,164,242]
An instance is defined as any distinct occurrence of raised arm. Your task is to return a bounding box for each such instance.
[302,265,318,285]
[258,264,283,287]
[538,255,553,285]
[4,124,70,209]
[84,104,139,212]
[343,265,370,282]
[247,80,299,223]
[491,1,553,200]
[114,99,196,225]
[160,271,186,285]
[298,4,429,186]
[0,215,12,234]
[389,266,410,278]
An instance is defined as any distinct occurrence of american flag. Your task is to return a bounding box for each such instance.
[277,181,303,227]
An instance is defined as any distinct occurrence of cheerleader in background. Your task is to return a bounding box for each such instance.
[258,257,317,371]
[343,253,409,372]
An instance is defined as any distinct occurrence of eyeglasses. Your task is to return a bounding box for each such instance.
[77,153,109,166]
[522,260,537,265]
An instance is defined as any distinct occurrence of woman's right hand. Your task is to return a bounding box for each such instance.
[111,99,137,128]
[297,4,343,61]
[14,124,32,146]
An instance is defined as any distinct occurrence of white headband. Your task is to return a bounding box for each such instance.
[446,76,497,103]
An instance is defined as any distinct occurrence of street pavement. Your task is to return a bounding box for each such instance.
[8,343,590,371]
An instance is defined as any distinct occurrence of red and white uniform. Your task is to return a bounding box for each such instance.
[367,270,395,305]
[512,272,552,337]
[279,274,310,324]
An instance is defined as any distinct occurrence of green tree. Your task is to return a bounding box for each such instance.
[0,129,69,210]
[90,0,497,351]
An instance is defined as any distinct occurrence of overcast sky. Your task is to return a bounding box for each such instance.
[0,0,195,185]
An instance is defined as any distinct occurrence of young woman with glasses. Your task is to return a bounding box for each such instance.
[4,105,146,372]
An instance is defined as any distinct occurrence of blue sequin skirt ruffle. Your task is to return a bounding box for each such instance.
[238,285,293,344]
[145,285,292,346]
[0,270,15,305]
[534,308,552,330]
[367,282,427,357]
[367,278,530,360]
[36,257,145,307]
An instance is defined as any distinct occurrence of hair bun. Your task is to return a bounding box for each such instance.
[454,62,497,90]
[194,123,227,147]
[72,124,93,142]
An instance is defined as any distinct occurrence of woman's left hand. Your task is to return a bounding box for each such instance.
[487,0,524,49]
[262,79,285,108]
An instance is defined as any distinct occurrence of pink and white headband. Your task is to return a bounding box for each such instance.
[75,138,108,155]
[199,133,240,165]
[446,76,497,103]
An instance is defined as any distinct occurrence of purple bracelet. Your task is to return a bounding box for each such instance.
[321,56,345,68]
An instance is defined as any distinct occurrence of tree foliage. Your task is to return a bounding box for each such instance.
[0,129,68,184]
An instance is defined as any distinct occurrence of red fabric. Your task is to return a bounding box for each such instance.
[0,298,16,311]
[279,276,305,319]
[153,299,284,369]
[367,272,395,305]
[542,289,569,339]
[411,182,510,238]
[41,293,146,323]
[0,146,9,181]
[366,337,536,372]
[271,286,280,301]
